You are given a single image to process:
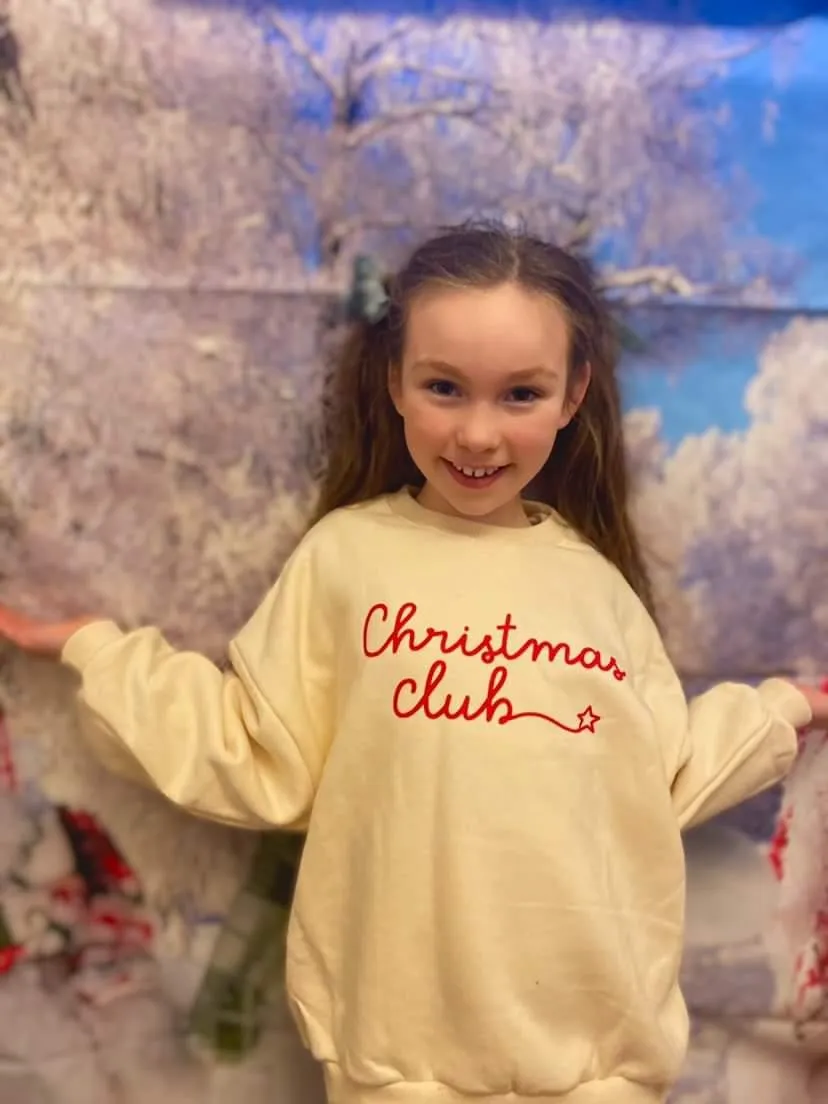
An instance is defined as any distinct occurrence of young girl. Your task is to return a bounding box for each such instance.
[1,223,826,1104]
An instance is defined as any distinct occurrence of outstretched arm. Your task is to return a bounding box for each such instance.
[630,610,818,831]
[669,677,814,829]
[0,536,335,831]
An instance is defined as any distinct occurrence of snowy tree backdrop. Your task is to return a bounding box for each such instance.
[0,0,826,1100]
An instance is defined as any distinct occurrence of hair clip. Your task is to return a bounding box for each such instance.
[346,255,390,324]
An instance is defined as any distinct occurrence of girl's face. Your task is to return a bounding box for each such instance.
[390,282,589,528]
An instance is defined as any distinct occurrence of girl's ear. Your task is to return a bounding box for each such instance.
[560,361,592,428]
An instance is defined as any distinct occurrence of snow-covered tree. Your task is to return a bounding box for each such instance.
[654,317,828,677]
[254,10,784,299]
[1,0,305,286]
[3,0,790,301]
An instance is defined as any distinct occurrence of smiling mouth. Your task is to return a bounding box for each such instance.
[444,460,506,488]
[451,462,501,478]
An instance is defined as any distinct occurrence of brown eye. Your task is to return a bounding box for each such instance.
[507,387,543,404]
[427,380,460,398]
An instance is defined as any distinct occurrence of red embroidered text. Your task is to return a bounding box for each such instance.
[362,602,622,732]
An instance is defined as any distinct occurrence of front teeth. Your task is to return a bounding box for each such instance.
[453,463,500,479]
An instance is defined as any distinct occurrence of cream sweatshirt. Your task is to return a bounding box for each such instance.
[61,489,812,1104]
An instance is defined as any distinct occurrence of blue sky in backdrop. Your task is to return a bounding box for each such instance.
[722,21,828,310]
[618,15,828,444]
[621,310,786,445]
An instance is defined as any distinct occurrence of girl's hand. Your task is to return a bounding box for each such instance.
[791,682,828,730]
[0,605,97,659]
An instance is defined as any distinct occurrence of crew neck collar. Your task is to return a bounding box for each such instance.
[385,486,576,544]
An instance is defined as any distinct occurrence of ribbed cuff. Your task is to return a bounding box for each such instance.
[757,677,814,731]
[61,620,125,673]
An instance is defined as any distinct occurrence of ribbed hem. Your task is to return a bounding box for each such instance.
[756,678,813,731]
[323,1067,667,1104]
[61,620,125,672]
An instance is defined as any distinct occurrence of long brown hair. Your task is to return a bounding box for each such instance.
[312,221,654,616]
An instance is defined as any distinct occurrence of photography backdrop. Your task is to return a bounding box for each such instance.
[0,0,826,1100]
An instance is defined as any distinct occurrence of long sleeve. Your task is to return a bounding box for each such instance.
[60,530,335,831]
[630,612,812,831]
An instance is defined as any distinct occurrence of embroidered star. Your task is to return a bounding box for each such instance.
[577,706,600,733]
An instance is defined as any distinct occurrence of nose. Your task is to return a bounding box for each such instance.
[455,403,501,454]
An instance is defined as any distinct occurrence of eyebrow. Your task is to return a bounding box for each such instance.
[411,358,559,383]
